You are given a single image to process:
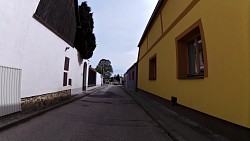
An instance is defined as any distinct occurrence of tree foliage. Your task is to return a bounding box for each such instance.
[115,74,120,82]
[74,2,96,59]
[110,74,121,82]
[96,59,113,80]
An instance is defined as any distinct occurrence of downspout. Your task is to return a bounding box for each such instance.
[135,44,140,92]
[248,2,250,128]
[135,62,138,92]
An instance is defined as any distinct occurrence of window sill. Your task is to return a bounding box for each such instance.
[187,74,204,79]
[149,79,156,81]
[178,75,204,80]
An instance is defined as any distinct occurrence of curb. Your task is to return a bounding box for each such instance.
[0,85,107,132]
[120,86,186,141]
[120,86,231,141]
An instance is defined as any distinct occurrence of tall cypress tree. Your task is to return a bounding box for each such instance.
[75,2,96,59]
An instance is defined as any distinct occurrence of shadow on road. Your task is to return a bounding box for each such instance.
[88,91,123,98]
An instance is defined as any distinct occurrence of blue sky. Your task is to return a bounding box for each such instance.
[78,0,158,75]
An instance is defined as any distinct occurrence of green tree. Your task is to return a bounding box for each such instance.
[110,77,114,82]
[96,59,113,80]
[115,74,120,82]
[74,1,96,59]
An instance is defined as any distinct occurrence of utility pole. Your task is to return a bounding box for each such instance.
[102,63,104,85]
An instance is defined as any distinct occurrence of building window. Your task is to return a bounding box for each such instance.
[63,72,68,86]
[68,78,72,86]
[63,57,70,86]
[176,20,208,79]
[187,35,204,76]
[64,57,70,71]
[149,55,157,80]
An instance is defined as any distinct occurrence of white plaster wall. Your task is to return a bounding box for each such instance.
[69,50,90,95]
[96,72,102,86]
[0,0,87,98]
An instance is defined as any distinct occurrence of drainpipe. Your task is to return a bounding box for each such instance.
[135,62,138,92]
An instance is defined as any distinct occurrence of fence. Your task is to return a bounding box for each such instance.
[0,66,21,117]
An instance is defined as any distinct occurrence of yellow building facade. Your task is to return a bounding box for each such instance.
[137,0,250,128]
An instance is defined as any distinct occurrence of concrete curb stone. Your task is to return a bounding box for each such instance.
[119,86,186,141]
[120,86,213,141]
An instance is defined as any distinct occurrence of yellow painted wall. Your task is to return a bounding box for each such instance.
[161,0,192,32]
[138,0,250,128]
[148,15,162,48]
[138,37,148,60]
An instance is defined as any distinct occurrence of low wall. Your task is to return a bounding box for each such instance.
[21,90,71,112]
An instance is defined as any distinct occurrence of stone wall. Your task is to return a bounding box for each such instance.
[21,90,71,112]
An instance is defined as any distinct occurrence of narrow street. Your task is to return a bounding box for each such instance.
[0,85,172,141]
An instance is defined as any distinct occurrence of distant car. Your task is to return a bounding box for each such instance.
[113,82,118,85]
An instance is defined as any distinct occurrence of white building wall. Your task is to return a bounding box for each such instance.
[96,72,102,86]
[69,50,90,95]
[0,0,87,98]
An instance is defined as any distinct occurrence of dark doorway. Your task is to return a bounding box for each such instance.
[82,62,87,91]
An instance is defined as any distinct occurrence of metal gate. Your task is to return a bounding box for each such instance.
[0,65,21,117]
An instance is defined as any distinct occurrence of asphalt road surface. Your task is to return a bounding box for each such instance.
[0,85,172,141]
